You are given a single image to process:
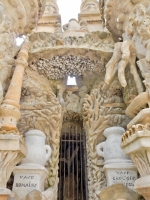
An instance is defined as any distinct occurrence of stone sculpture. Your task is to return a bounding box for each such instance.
[96,127,137,190]
[101,0,150,199]
[83,85,128,199]
[99,184,139,200]
[121,124,150,199]
[21,130,51,166]
[12,130,52,200]
[0,0,150,199]
[0,39,30,199]
[0,1,45,199]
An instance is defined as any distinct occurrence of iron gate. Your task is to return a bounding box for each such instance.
[58,126,88,200]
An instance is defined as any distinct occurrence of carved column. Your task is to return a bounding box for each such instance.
[0,39,30,135]
[0,40,30,199]
[121,123,150,200]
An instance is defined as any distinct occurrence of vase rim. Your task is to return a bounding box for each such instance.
[25,129,46,139]
[103,127,125,138]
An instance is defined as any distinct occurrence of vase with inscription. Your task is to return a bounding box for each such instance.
[21,129,52,166]
[96,127,137,189]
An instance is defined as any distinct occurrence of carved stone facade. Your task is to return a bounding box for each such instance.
[0,0,150,200]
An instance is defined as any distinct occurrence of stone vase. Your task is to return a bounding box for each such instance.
[96,127,137,189]
[96,127,131,164]
[21,130,51,166]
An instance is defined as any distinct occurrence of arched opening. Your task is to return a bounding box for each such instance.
[58,123,88,200]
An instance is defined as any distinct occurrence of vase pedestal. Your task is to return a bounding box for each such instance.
[104,162,137,189]
[12,164,48,200]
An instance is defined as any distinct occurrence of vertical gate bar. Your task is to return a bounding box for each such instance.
[72,126,75,200]
[68,125,71,199]
[63,128,67,200]
[83,132,89,200]
[58,131,63,200]
[80,128,83,199]
[76,126,79,200]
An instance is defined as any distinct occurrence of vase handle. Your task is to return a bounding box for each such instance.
[45,145,52,162]
[96,142,105,157]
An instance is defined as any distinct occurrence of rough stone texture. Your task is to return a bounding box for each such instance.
[79,0,103,32]
[34,55,99,79]
[0,0,45,104]
[99,184,139,200]
[18,70,62,188]
[83,83,129,199]
[37,0,61,33]
[25,190,46,200]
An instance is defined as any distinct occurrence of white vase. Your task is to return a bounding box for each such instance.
[21,130,52,166]
[96,127,131,164]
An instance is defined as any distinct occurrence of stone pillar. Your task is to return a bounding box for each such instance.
[0,39,30,135]
[121,123,150,200]
[4,40,30,107]
[0,40,30,199]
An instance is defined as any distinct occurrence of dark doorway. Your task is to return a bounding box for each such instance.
[58,126,88,200]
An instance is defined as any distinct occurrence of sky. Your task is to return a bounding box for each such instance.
[57,0,81,85]
[57,0,81,25]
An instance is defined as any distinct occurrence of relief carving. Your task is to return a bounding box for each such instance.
[31,55,99,80]
[18,69,62,188]
[29,30,115,52]
[83,83,128,199]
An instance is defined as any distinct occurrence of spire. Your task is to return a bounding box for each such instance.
[36,0,61,33]
[78,0,103,32]
[80,0,100,13]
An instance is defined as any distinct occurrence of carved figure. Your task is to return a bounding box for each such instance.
[105,33,143,94]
